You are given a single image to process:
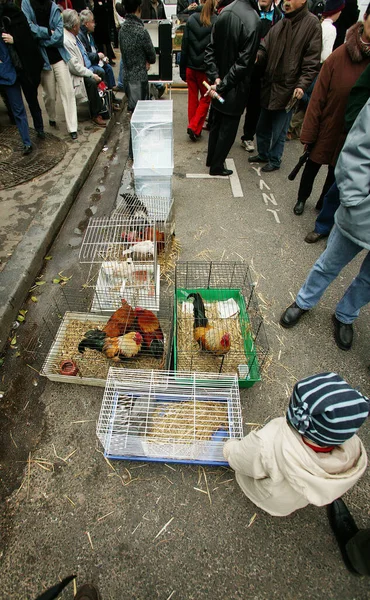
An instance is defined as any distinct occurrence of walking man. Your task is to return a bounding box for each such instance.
[249,0,321,172]
[204,0,261,176]
[280,99,370,351]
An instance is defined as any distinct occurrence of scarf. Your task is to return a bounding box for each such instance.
[268,3,308,78]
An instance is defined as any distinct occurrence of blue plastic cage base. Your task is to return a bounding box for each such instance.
[104,452,229,467]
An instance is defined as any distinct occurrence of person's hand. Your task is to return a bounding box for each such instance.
[93,73,101,82]
[188,2,197,8]
[145,61,151,71]
[1,33,14,44]
[205,78,221,98]
[98,52,105,59]
[293,87,304,100]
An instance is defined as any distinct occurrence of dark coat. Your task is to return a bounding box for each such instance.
[258,4,321,110]
[204,0,261,116]
[141,0,166,20]
[300,23,370,166]
[119,14,156,82]
[180,6,217,79]
[345,62,370,132]
[0,1,44,86]
[333,0,359,49]
[78,25,100,65]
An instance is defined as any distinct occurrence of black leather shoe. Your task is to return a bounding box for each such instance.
[37,130,46,139]
[327,499,360,575]
[248,155,267,163]
[187,127,197,142]
[49,120,56,127]
[261,163,279,172]
[23,144,33,156]
[70,132,78,140]
[209,168,233,176]
[294,201,305,215]
[332,314,353,350]
[280,302,308,328]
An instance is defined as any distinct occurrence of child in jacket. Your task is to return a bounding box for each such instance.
[224,372,369,516]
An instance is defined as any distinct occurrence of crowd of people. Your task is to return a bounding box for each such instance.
[0,0,121,152]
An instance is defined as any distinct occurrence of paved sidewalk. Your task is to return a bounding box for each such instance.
[0,75,126,352]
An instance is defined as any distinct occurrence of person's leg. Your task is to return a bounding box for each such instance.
[242,78,261,142]
[102,62,116,88]
[84,76,103,117]
[335,250,370,324]
[53,60,78,133]
[116,58,124,90]
[5,83,31,146]
[295,225,364,310]
[188,71,210,137]
[186,67,199,128]
[255,107,271,161]
[315,164,336,211]
[314,182,340,235]
[19,74,44,133]
[208,112,240,172]
[40,68,57,123]
[296,159,322,203]
[206,107,222,167]
[346,530,370,576]
[267,108,292,168]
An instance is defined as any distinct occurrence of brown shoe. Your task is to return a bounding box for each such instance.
[304,231,327,244]
[92,115,107,128]
[74,583,101,600]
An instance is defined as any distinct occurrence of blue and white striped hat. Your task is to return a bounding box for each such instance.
[287,372,369,446]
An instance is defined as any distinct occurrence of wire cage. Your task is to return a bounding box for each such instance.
[112,193,175,257]
[24,288,174,387]
[97,368,243,465]
[79,210,160,312]
[174,261,269,388]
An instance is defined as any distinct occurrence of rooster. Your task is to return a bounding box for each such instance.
[78,330,143,361]
[187,292,231,356]
[135,307,164,359]
[144,226,166,254]
[102,299,136,338]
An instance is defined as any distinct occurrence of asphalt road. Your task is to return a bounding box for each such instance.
[0,92,369,600]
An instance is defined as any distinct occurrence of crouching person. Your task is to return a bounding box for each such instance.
[63,8,107,132]
[224,372,369,517]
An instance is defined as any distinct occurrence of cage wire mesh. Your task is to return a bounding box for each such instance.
[112,193,175,261]
[174,261,269,387]
[23,288,173,387]
[97,368,242,465]
[79,211,160,312]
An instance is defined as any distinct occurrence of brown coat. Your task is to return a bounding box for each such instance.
[258,5,322,110]
[300,23,370,166]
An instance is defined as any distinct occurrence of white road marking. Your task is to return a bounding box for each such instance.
[186,174,229,179]
[225,159,243,198]
[251,166,262,176]
[259,179,271,191]
[262,193,277,206]
[266,209,281,223]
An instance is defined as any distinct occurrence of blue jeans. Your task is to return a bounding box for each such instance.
[91,63,116,89]
[2,82,31,146]
[117,58,124,90]
[315,182,340,235]
[256,107,293,168]
[296,225,370,324]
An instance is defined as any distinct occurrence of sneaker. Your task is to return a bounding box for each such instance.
[241,139,254,152]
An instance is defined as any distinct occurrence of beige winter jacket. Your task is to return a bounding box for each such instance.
[223,417,368,517]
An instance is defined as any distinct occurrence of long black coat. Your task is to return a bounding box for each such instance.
[0,1,43,87]
[180,6,217,79]
[204,0,261,116]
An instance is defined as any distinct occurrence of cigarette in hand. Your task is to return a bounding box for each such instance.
[203,81,225,104]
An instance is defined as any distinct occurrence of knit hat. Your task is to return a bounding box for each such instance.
[322,0,345,17]
[287,372,369,446]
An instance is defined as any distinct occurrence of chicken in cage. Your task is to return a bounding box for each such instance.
[174,261,269,388]
[97,368,243,465]
[25,289,173,387]
[113,193,175,259]
[79,212,160,312]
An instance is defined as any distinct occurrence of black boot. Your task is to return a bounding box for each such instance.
[327,499,360,575]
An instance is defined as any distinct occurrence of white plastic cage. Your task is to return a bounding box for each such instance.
[97,369,243,465]
[80,212,160,312]
[131,100,174,176]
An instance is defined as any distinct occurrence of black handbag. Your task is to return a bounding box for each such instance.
[125,81,149,112]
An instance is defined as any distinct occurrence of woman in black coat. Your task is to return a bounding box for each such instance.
[0,0,45,137]
[93,0,115,61]
[180,0,217,140]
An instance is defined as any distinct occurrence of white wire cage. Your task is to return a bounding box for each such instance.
[97,368,243,465]
[23,289,174,387]
[79,211,160,312]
